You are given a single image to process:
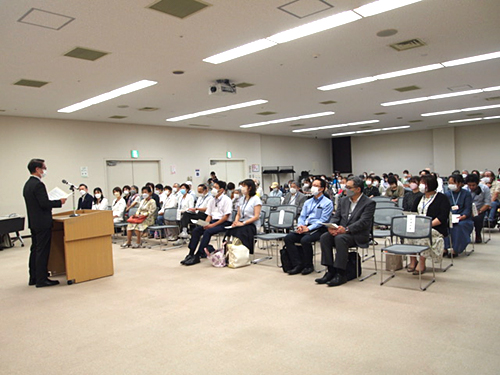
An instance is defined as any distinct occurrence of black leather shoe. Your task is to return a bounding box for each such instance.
[184,256,200,266]
[327,274,347,287]
[315,272,334,284]
[36,279,60,288]
[287,266,304,275]
[475,235,482,244]
[29,278,36,286]
[180,254,194,265]
[301,267,314,275]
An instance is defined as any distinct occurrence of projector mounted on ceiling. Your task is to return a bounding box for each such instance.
[209,79,236,95]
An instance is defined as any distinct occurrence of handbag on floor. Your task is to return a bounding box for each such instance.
[226,237,251,268]
[280,246,293,273]
[204,244,226,268]
[346,252,362,281]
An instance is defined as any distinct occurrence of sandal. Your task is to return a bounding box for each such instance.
[407,261,418,273]
[120,243,131,248]
[413,267,426,275]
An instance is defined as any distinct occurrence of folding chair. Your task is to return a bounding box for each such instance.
[372,196,391,202]
[278,204,298,219]
[266,196,281,207]
[372,206,403,252]
[349,235,376,281]
[375,201,398,209]
[148,208,182,250]
[381,215,436,291]
[114,207,137,244]
[252,209,295,266]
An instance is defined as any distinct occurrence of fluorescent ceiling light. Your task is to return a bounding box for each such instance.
[356,129,382,134]
[318,77,377,91]
[449,118,482,123]
[421,104,500,117]
[382,86,498,107]
[381,125,411,131]
[484,115,500,120]
[374,64,443,80]
[267,11,361,44]
[442,51,500,67]
[353,0,422,17]
[203,39,277,64]
[240,111,335,128]
[462,104,500,112]
[58,80,157,113]
[331,131,355,137]
[166,99,268,122]
[293,119,379,133]
[421,110,461,117]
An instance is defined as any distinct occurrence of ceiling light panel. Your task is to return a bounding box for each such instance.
[293,119,379,133]
[166,99,268,122]
[374,64,443,80]
[58,80,157,113]
[421,104,500,117]
[203,39,277,64]
[441,51,500,67]
[240,111,335,128]
[353,0,422,17]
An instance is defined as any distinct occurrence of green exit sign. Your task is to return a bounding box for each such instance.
[226,151,232,159]
[131,150,139,159]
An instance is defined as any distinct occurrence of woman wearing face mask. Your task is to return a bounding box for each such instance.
[125,185,140,213]
[444,174,473,257]
[91,187,109,210]
[157,186,179,241]
[402,176,423,212]
[407,175,451,274]
[269,182,283,198]
[111,187,126,223]
[227,179,262,255]
[231,188,242,211]
[363,176,380,198]
[172,183,195,246]
[121,186,157,248]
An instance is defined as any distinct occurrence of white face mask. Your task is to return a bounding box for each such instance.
[123,190,129,196]
[142,193,149,199]
[211,188,218,197]
[311,186,320,196]
[172,187,178,193]
[40,170,47,178]
[373,181,379,187]
[481,177,490,184]
[155,190,160,195]
[419,184,426,193]
[303,183,310,188]
[340,184,346,190]
[448,184,457,192]
[233,193,240,199]
[241,186,248,195]
[114,192,120,197]
[409,183,418,191]
[462,174,467,179]
[366,181,372,186]
[79,190,86,196]
[289,188,297,194]
[95,193,101,199]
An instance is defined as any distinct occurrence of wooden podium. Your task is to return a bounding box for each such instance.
[48,210,114,284]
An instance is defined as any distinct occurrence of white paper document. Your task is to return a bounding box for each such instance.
[321,222,339,229]
[48,187,71,201]
[191,219,209,227]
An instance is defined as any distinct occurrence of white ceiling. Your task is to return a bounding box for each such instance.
[1,0,500,139]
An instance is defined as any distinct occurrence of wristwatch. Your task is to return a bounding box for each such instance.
[345,227,350,233]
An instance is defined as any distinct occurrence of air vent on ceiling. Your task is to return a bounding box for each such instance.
[188,124,210,128]
[374,112,387,115]
[235,82,254,88]
[148,0,211,19]
[138,107,159,111]
[109,115,127,119]
[448,85,473,92]
[14,79,49,88]
[64,47,109,61]
[278,0,334,19]
[256,111,277,116]
[409,120,423,123]
[486,96,500,101]
[117,105,129,109]
[394,85,421,92]
[319,100,337,105]
[17,8,75,30]
[0,109,6,112]
[390,38,426,51]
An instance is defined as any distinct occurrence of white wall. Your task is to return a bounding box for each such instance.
[0,116,331,232]
[351,122,500,176]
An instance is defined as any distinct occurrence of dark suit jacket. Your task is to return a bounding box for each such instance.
[78,193,93,210]
[331,194,376,246]
[23,176,62,230]
[282,191,307,214]
[411,192,450,236]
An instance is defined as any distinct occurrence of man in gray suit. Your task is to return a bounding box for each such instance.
[316,176,375,287]
[282,181,307,215]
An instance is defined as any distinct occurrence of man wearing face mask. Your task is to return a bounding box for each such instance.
[269,182,283,198]
[23,158,67,287]
[77,183,93,210]
[178,184,213,239]
[284,178,333,275]
[316,176,375,287]
[181,181,232,266]
[282,181,307,216]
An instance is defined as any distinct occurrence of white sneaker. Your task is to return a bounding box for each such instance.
[132,243,141,249]
[179,229,189,239]
[173,239,185,246]
[167,236,177,241]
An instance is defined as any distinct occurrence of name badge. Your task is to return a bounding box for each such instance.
[452,205,459,211]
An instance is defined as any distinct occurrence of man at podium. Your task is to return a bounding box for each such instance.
[23,159,67,288]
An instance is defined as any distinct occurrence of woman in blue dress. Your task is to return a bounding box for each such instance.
[444,174,473,256]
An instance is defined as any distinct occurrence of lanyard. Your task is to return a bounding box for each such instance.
[241,197,251,218]
[306,195,323,218]
[451,192,461,206]
[421,194,436,213]
[197,194,207,208]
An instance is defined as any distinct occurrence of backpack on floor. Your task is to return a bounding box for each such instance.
[346,252,362,281]
[280,246,293,273]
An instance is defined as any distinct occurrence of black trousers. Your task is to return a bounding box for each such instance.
[29,228,52,283]
[473,211,486,238]
[188,220,231,256]
[320,232,357,271]
[180,211,207,231]
[284,227,326,268]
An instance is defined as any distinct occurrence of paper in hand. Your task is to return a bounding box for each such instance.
[191,219,209,227]
[48,187,71,201]
[321,222,339,229]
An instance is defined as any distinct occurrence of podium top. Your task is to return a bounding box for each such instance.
[53,210,114,241]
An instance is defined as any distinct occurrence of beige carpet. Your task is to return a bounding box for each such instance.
[1,231,499,375]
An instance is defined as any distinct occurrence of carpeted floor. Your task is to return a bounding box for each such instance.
[1,230,499,375]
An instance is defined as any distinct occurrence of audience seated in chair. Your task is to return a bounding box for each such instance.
[284,178,333,276]
[181,181,233,266]
[384,175,405,202]
[363,176,380,198]
[111,186,126,223]
[282,181,307,215]
[121,186,157,248]
[465,174,491,243]
[268,182,283,198]
[402,176,423,212]
[77,183,93,210]
[91,187,109,210]
[444,174,473,257]
[172,183,196,246]
[316,176,375,287]
[125,185,141,215]
[483,170,500,225]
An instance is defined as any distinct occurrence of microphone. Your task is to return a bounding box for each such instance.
[62,179,77,189]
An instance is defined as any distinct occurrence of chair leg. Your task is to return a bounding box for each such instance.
[251,240,275,265]
[419,257,436,291]
[356,248,376,282]
[380,251,395,286]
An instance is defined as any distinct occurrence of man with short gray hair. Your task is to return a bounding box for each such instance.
[282,181,307,215]
[316,176,375,287]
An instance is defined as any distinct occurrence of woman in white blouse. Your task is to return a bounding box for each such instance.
[176,183,195,220]
[91,187,109,211]
[111,186,126,223]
